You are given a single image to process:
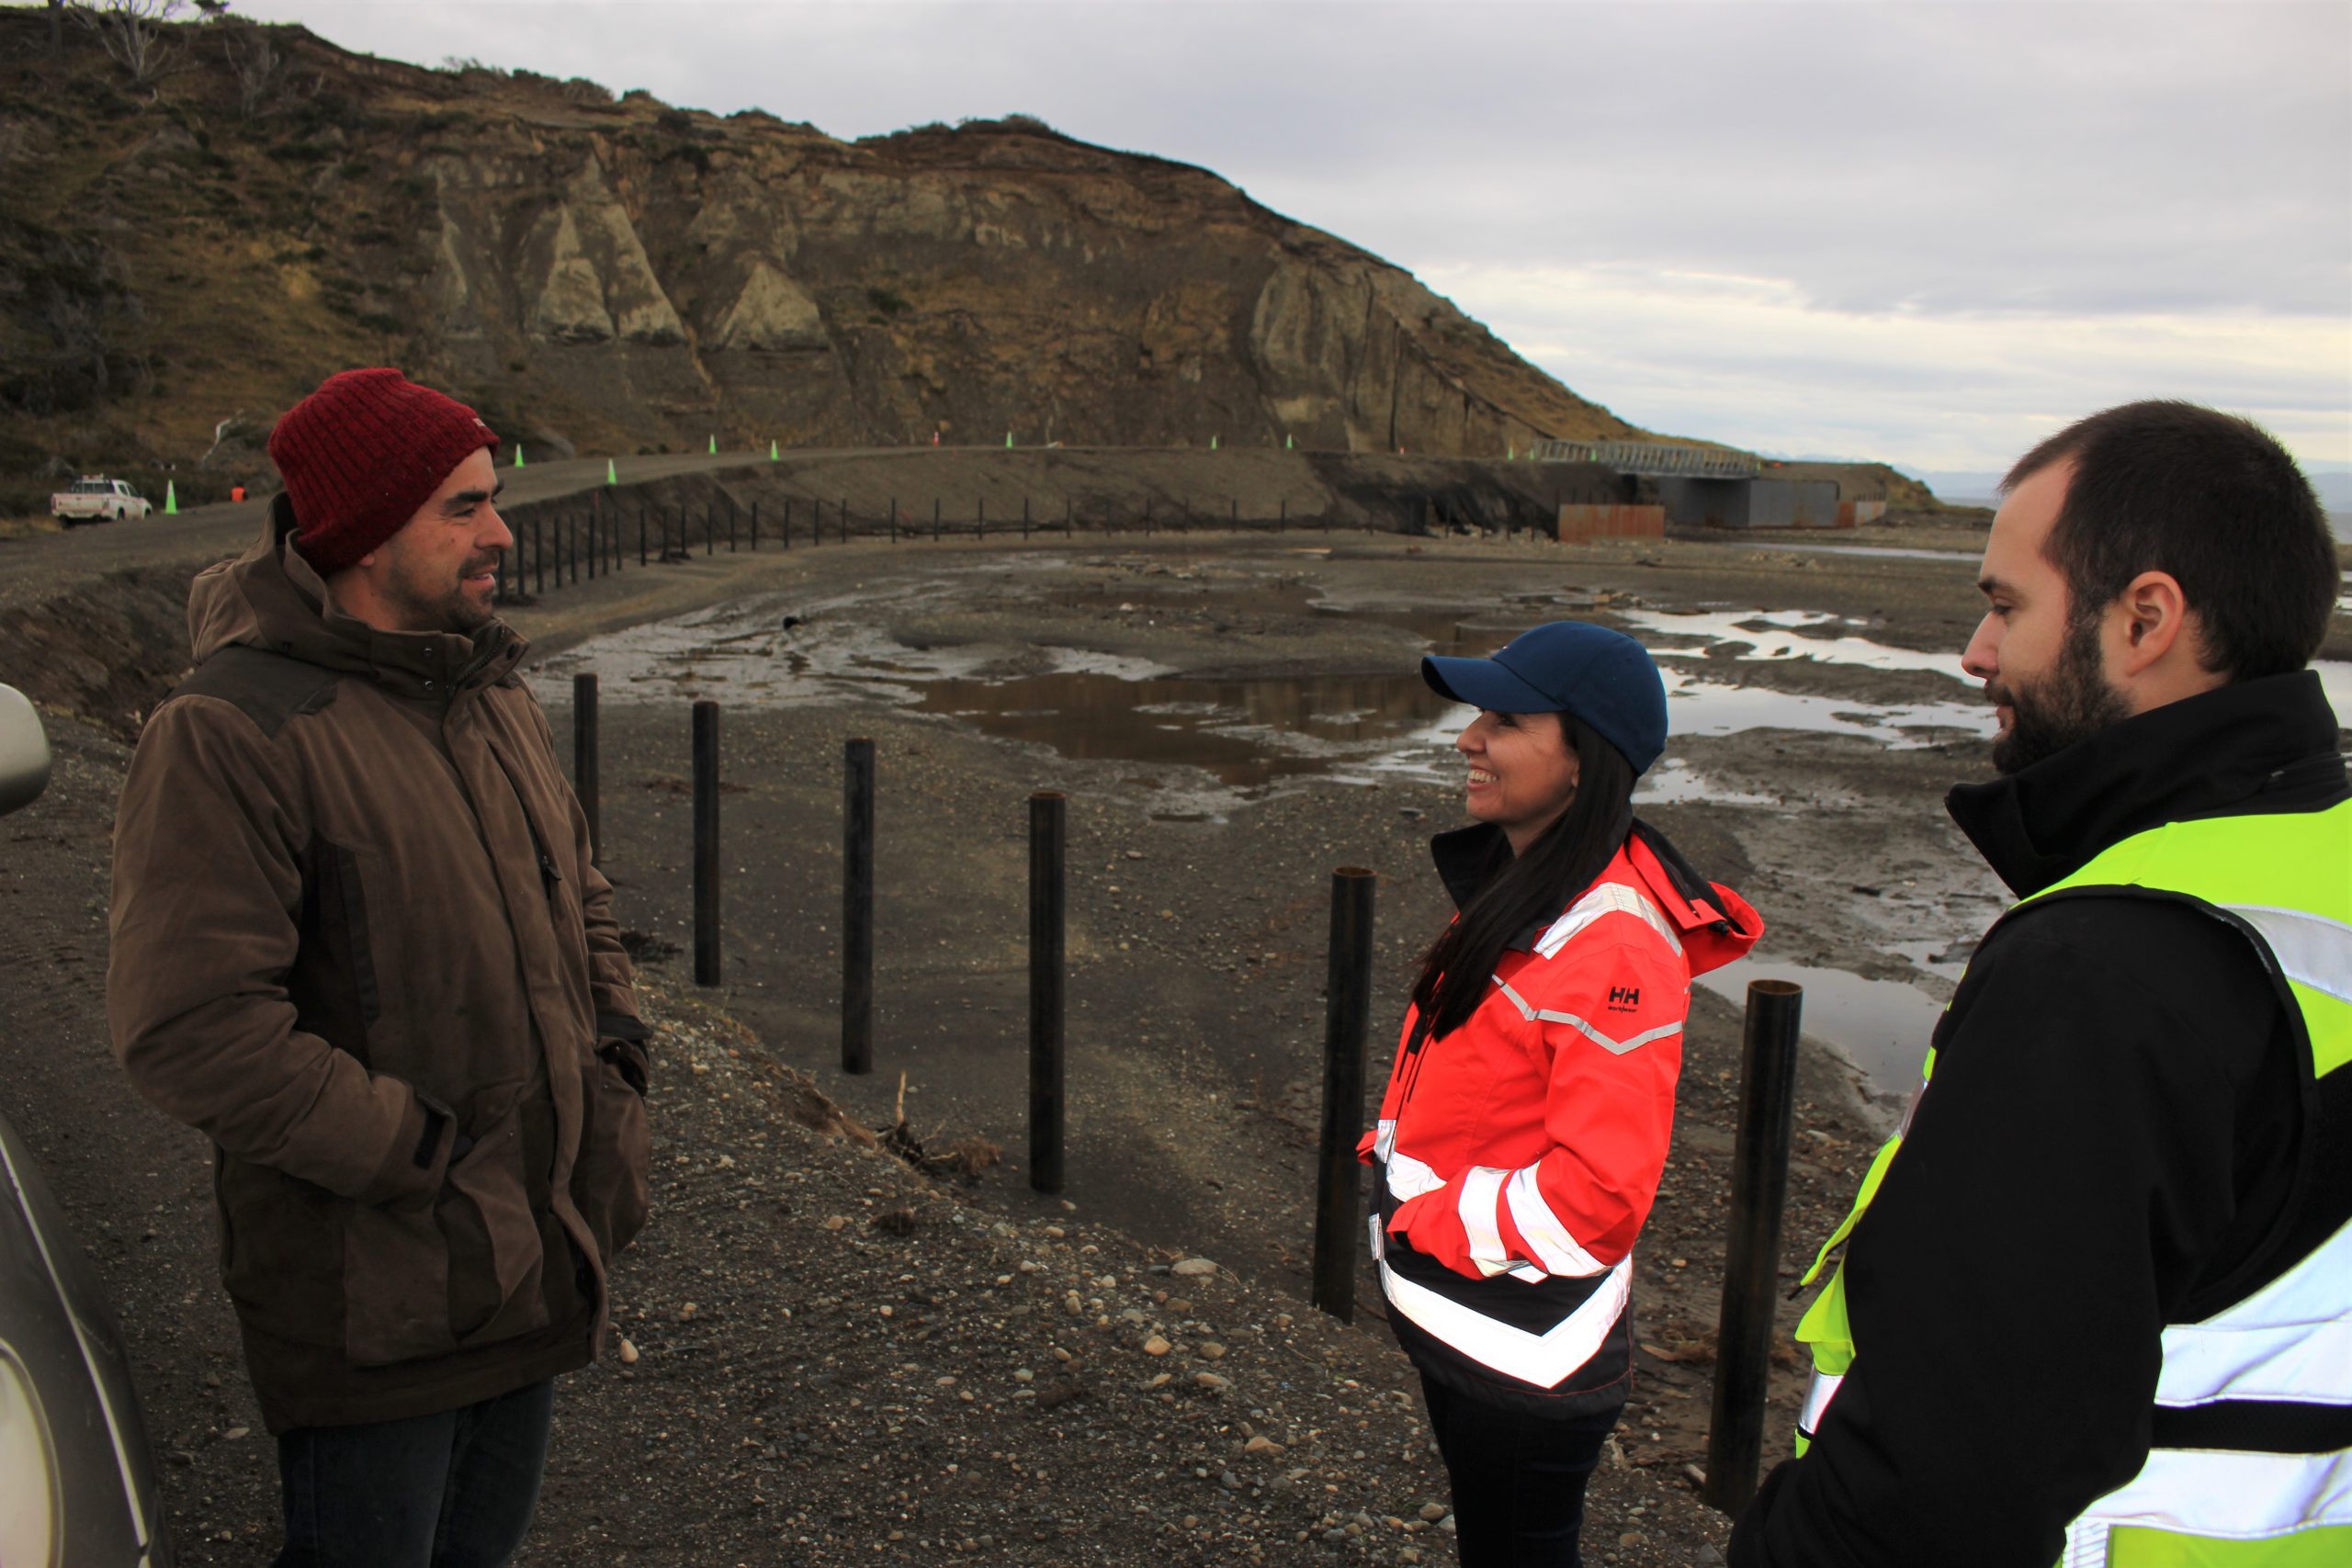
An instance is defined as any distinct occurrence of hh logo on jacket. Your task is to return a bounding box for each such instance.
[1607,985,1641,1010]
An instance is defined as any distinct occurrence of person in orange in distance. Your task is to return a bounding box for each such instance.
[1363,622,1760,1566]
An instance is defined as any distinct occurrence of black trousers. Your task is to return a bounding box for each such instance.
[1420,1373,1622,1567]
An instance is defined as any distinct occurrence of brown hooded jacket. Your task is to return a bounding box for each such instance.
[107,502,649,1432]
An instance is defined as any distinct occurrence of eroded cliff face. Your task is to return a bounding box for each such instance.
[0,14,1645,472]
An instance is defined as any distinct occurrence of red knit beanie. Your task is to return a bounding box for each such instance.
[267,368,499,576]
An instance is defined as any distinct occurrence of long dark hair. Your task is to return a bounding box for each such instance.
[1408,715,1638,1042]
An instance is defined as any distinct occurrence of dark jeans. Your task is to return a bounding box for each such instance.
[1420,1374,1621,1567]
[274,1378,556,1568]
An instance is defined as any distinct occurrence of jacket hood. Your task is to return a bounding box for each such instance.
[1429,817,1763,976]
[1946,670,2346,898]
[1624,819,1763,976]
[187,496,526,698]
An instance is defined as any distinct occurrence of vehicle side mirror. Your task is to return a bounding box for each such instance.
[0,684,52,818]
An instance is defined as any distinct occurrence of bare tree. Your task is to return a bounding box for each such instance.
[217,17,282,118]
[73,0,189,88]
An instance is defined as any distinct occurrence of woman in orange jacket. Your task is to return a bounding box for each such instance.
[1364,622,1759,1565]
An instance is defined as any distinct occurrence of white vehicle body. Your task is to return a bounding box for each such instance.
[49,479,152,525]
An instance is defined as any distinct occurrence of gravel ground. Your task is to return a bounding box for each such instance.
[16,512,2335,1563]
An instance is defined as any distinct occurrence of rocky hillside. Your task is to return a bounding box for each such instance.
[0,8,1648,506]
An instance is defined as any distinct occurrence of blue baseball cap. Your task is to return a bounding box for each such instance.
[1421,621,1668,774]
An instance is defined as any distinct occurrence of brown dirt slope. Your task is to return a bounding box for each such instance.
[0,8,1649,512]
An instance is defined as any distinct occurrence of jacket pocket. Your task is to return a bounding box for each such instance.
[340,1105,550,1368]
[573,1057,650,1263]
[217,1156,343,1349]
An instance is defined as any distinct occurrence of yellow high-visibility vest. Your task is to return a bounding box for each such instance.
[1791,800,2352,1565]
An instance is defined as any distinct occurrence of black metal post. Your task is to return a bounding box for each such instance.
[750,500,759,550]
[572,673,601,863]
[889,496,898,544]
[692,700,722,987]
[842,738,876,1076]
[533,519,545,594]
[781,498,791,550]
[1312,867,1376,1319]
[1028,790,1067,1193]
[639,505,647,566]
[1279,499,1287,532]
[1704,979,1805,1515]
[728,499,737,552]
[840,496,849,544]
[1230,498,1238,530]
[703,508,713,556]
[933,498,941,541]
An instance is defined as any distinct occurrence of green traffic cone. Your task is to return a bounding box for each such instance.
[1508,445,1516,461]
[1005,431,1014,448]
[164,479,177,515]
[768,439,778,462]
[708,434,718,456]
[514,444,526,468]
[605,457,617,486]
[1284,433,1294,450]
[1210,434,1219,451]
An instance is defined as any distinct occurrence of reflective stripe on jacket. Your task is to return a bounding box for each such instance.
[1793,800,2352,1563]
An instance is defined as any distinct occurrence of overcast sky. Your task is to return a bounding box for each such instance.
[221,0,2352,479]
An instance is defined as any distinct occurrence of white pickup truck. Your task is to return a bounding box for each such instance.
[49,477,153,525]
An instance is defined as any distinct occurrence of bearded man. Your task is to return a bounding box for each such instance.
[108,368,651,1567]
[1733,400,2349,1564]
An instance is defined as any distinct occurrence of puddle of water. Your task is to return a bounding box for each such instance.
[914,668,1455,788]
[1658,668,1991,745]
[1633,760,1778,807]
[1696,957,1946,1095]
[1620,607,1970,683]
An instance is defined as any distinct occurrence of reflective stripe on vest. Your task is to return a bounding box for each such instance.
[1788,799,2352,1560]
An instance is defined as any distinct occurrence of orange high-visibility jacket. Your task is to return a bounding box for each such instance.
[1362,822,1759,1412]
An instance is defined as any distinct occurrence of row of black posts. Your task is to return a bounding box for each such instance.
[571,675,1804,1513]
[496,491,1490,604]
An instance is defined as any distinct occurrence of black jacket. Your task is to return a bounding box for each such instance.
[1732,671,2348,1567]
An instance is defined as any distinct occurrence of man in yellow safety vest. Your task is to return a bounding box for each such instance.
[1732,400,2348,1565]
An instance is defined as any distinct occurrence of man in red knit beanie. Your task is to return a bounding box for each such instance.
[268,367,506,629]
[108,368,651,1567]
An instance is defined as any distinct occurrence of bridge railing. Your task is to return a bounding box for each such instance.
[1527,439,1761,479]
